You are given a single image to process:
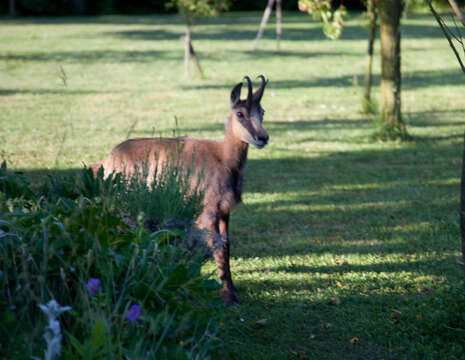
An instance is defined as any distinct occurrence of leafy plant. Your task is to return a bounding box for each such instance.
[167,0,228,17]
[298,0,347,39]
[0,162,221,360]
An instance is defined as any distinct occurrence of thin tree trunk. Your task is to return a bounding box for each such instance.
[254,0,275,51]
[189,41,204,77]
[379,0,403,132]
[461,131,465,281]
[448,0,465,27]
[364,0,377,107]
[185,25,191,77]
[9,0,15,16]
[276,0,282,51]
[184,16,203,78]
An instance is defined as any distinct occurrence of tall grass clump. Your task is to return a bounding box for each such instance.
[122,157,204,233]
[0,161,222,360]
[360,96,378,115]
[370,113,411,142]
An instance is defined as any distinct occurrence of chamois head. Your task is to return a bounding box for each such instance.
[229,75,269,149]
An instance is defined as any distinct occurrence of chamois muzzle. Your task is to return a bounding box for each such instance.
[254,133,269,149]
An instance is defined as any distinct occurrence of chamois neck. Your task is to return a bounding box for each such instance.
[222,115,248,171]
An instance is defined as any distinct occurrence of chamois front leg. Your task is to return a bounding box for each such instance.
[218,214,239,304]
[201,211,238,306]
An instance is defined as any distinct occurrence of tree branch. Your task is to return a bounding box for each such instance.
[428,0,465,74]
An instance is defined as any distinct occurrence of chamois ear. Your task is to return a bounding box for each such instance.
[230,82,242,108]
[253,75,268,104]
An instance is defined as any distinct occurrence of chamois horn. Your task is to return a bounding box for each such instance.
[254,75,267,103]
[244,75,253,108]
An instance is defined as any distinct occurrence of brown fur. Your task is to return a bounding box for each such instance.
[88,76,269,305]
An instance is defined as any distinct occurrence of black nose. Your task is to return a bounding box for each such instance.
[257,135,269,144]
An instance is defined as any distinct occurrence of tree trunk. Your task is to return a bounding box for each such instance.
[461,131,465,281]
[363,0,377,109]
[185,25,191,77]
[379,0,404,136]
[9,0,15,16]
[254,0,275,51]
[276,0,282,51]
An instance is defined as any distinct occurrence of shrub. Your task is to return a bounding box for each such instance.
[0,161,222,360]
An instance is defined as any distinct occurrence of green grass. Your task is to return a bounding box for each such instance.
[1,10,465,359]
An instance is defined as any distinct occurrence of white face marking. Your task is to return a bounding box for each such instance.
[231,104,268,149]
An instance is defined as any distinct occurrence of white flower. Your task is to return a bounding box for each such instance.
[34,300,71,360]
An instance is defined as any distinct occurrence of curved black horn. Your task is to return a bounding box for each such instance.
[244,75,253,107]
[254,75,268,103]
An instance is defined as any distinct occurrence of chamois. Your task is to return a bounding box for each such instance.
[89,76,269,305]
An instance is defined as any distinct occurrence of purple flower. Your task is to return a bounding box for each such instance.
[86,278,101,296]
[126,304,141,322]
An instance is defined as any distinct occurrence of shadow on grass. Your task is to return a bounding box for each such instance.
[8,138,463,359]
[12,139,461,252]
[1,12,264,26]
[224,277,465,359]
[0,49,178,63]
[9,133,461,263]
[269,118,373,130]
[225,140,460,258]
[237,255,457,276]
[182,69,465,91]
[406,109,465,126]
[104,13,445,42]
[2,11,445,50]
[180,115,465,142]
[0,47,354,65]
[0,88,121,96]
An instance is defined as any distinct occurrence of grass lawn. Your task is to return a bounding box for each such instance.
[1,10,465,359]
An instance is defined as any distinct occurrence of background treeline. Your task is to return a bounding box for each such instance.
[3,0,463,16]
[2,0,365,16]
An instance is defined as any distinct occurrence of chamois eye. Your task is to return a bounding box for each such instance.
[236,111,244,118]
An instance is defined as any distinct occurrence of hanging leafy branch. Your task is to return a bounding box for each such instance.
[298,0,347,40]
[168,0,228,17]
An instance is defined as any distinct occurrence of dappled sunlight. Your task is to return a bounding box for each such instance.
[2,10,465,359]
